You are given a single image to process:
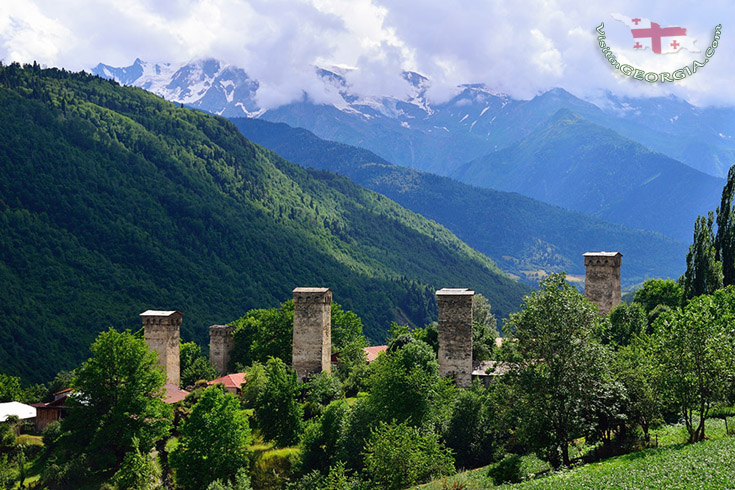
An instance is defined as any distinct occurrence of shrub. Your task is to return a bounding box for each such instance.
[363,422,454,490]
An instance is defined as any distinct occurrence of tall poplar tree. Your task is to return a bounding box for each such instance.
[716,165,735,286]
[681,212,723,300]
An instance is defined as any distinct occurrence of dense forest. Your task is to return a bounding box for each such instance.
[0,63,528,383]
[230,118,686,285]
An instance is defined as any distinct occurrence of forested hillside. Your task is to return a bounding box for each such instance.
[231,118,687,285]
[452,109,724,242]
[0,63,528,383]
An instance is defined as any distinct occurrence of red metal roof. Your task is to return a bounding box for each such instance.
[364,345,387,363]
[207,372,247,390]
[163,383,189,404]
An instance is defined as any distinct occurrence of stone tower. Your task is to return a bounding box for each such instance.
[436,288,474,388]
[209,324,236,375]
[292,287,332,382]
[583,252,622,315]
[141,310,182,386]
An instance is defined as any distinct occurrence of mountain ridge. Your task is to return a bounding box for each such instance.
[230,117,687,286]
[451,109,724,243]
[91,58,735,178]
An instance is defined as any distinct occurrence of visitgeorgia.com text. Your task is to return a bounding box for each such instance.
[595,22,722,83]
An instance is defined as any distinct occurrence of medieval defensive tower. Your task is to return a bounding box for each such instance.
[141,310,182,386]
[292,287,332,382]
[436,288,474,388]
[209,324,236,375]
[583,251,622,315]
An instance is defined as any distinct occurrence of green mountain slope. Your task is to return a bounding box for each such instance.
[451,110,724,243]
[0,63,528,383]
[229,118,687,286]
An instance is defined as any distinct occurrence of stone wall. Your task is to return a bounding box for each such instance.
[583,252,622,315]
[209,324,236,375]
[292,287,332,382]
[141,310,182,386]
[436,288,474,388]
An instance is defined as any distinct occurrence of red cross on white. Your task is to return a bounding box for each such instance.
[611,13,700,54]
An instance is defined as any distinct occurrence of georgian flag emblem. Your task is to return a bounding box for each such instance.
[612,14,700,54]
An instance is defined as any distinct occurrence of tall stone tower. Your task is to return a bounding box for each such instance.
[292,287,332,382]
[436,288,474,388]
[583,252,622,315]
[141,310,182,386]
[209,324,236,375]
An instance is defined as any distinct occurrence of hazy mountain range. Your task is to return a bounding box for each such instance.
[231,117,687,287]
[92,58,732,249]
[92,58,735,179]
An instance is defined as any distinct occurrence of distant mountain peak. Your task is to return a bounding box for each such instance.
[91,57,735,179]
[547,107,584,123]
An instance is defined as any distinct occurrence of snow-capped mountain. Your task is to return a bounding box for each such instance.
[92,58,735,178]
[92,58,261,117]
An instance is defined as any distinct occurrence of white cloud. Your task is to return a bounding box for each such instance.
[1,0,733,108]
[0,2,74,65]
[529,28,564,77]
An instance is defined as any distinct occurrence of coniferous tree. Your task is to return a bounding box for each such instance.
[716,165,735,286]
[681,212,723,300]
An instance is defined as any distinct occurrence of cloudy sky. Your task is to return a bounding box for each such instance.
[1,0,731,109]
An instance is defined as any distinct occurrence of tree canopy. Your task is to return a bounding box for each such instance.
[502,273,612,468]
[653,287,735,442]
[171,386,252,489]
[60,328,172,473]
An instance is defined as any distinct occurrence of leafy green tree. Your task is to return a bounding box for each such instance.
[331,303,368,385]
[171,387,252,490]
[322,461,351,490]
[240,361,267,409]
[230,301,294,369]
[180,341,218,388]
[340,359,370,397]
[362,422,454,490]
[472,294,498,362]
[336,396,378,471]
[0,374,23,402]
[444,384,499,469]
[0,454,12,489]
[15,444,27,488]
[302,372,343,418]
[60,328,172,472]
[299,399,350,474]
[607,302,647,347]
[16,382,46,404]
[633,279,682,316]
[0,416,17,450]
[112,436,160,490]
[366,339,455,429]
[255,357,303,447]
[412,322,439,354]
[653,287,735,442]
[46,370,75,401]
[331,303,367,354]
[613,338,661,442]
[716,164,735,286]
[681,212,723,300]
[205,468,252,490]
[502,273,613,468]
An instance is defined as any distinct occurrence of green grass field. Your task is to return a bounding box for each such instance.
[417,419,735,490]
